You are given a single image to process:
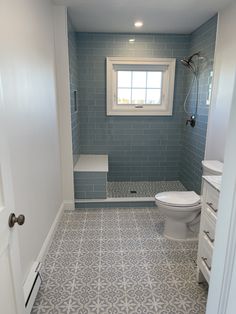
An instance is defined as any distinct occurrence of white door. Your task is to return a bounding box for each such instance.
[0,136,25,314]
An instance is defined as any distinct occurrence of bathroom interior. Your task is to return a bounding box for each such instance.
[51,3,223,312]
[1,0,236,314]
[34,2,229,313]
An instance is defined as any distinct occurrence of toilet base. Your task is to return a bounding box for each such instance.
[164,219,197,241]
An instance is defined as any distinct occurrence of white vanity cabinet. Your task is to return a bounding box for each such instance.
[197,176,221,283]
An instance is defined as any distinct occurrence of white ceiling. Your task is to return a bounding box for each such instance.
[54,0,232,33]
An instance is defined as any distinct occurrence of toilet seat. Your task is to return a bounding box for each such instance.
[155,191,201,208]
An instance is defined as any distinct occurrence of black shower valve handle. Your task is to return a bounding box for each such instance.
[186,115,196,128]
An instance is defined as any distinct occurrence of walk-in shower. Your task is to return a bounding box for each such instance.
[68,14,218,207]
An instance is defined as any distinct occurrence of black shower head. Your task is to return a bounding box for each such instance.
[181,52,201,74]
[181,52,200,65]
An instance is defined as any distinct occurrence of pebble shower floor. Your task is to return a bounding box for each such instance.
[32,208,208,314]
[107,181,186,198]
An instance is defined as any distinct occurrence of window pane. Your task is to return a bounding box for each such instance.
[146,89,161,104]
[132,71,146,88]
[117,88,131,104]
[132,89,146,104]
[147,72,162,88]
[118,71,131,88]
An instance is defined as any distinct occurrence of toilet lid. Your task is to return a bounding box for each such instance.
[155,191,201,207]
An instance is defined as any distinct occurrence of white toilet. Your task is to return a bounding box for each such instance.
[155,160,223,240]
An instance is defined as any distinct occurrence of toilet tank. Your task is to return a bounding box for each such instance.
[202,160,223,176]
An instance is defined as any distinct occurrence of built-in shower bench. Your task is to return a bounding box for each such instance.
[74,154,108,199]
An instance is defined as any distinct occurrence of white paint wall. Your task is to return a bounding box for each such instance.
[0,0,63,282]
[53,6,75,209]
[205,2,236,161]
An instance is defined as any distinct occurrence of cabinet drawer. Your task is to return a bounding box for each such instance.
[204,183,219,220]
[198,237,213,283]
[200,212,215,249]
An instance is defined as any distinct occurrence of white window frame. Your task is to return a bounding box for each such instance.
[106,57,176,116]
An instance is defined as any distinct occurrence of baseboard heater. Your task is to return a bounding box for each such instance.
[23,261,42,314]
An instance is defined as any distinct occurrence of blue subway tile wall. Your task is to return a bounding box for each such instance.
[76,33,190,181]
[180,15,218,193]
[69,16,217,191]
[74,172,107,199]
[68,16,80,155]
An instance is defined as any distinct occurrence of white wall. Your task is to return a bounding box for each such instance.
[0,0,63,282]
[53,6,75,209]
[205,1,236,161]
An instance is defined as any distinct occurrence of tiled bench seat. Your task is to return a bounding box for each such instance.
[74,155,108,199]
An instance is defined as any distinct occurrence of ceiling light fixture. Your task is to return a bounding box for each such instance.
[129,38,135,42]
[134,21,143,28]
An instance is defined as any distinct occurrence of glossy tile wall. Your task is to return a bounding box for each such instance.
[74,172,107,199]
[77,33,190,181]
[180,15,217,193]
[69,15,217,191]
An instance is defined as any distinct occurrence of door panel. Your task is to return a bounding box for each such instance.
[0,140,25,314]
[0,248,17,314]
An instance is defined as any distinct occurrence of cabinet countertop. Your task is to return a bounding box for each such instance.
[202,175,222,192]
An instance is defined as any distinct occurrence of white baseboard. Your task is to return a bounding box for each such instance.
[36,202,64,262]
[23,202,63,312]
[63,200,75,211]
[23,200,73,313]
[36,200,74,262]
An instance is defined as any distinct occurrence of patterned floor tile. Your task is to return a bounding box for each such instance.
[31,208,207,314]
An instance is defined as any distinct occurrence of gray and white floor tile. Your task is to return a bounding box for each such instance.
[32,208,207,314]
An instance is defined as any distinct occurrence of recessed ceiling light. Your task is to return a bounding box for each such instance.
[129,38,135,42]
[134,21,143,28]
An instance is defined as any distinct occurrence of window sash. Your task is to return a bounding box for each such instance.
[116,70,163,105]
[106,57,176,116]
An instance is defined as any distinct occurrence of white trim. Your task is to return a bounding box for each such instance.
[23,202,65,313]
[63,200,75,211]
[36,202,64,262]
[106,57,176,116]
[75,197,155,203]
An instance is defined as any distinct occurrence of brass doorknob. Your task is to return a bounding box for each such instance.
[8,213,25,228]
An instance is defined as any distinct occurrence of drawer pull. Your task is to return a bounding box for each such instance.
[202,257,211,271]
[203,230,215,243]
[207,202,218,213]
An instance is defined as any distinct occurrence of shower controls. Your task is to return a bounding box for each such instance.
[181,52,201,123]
[186,115,196,127]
